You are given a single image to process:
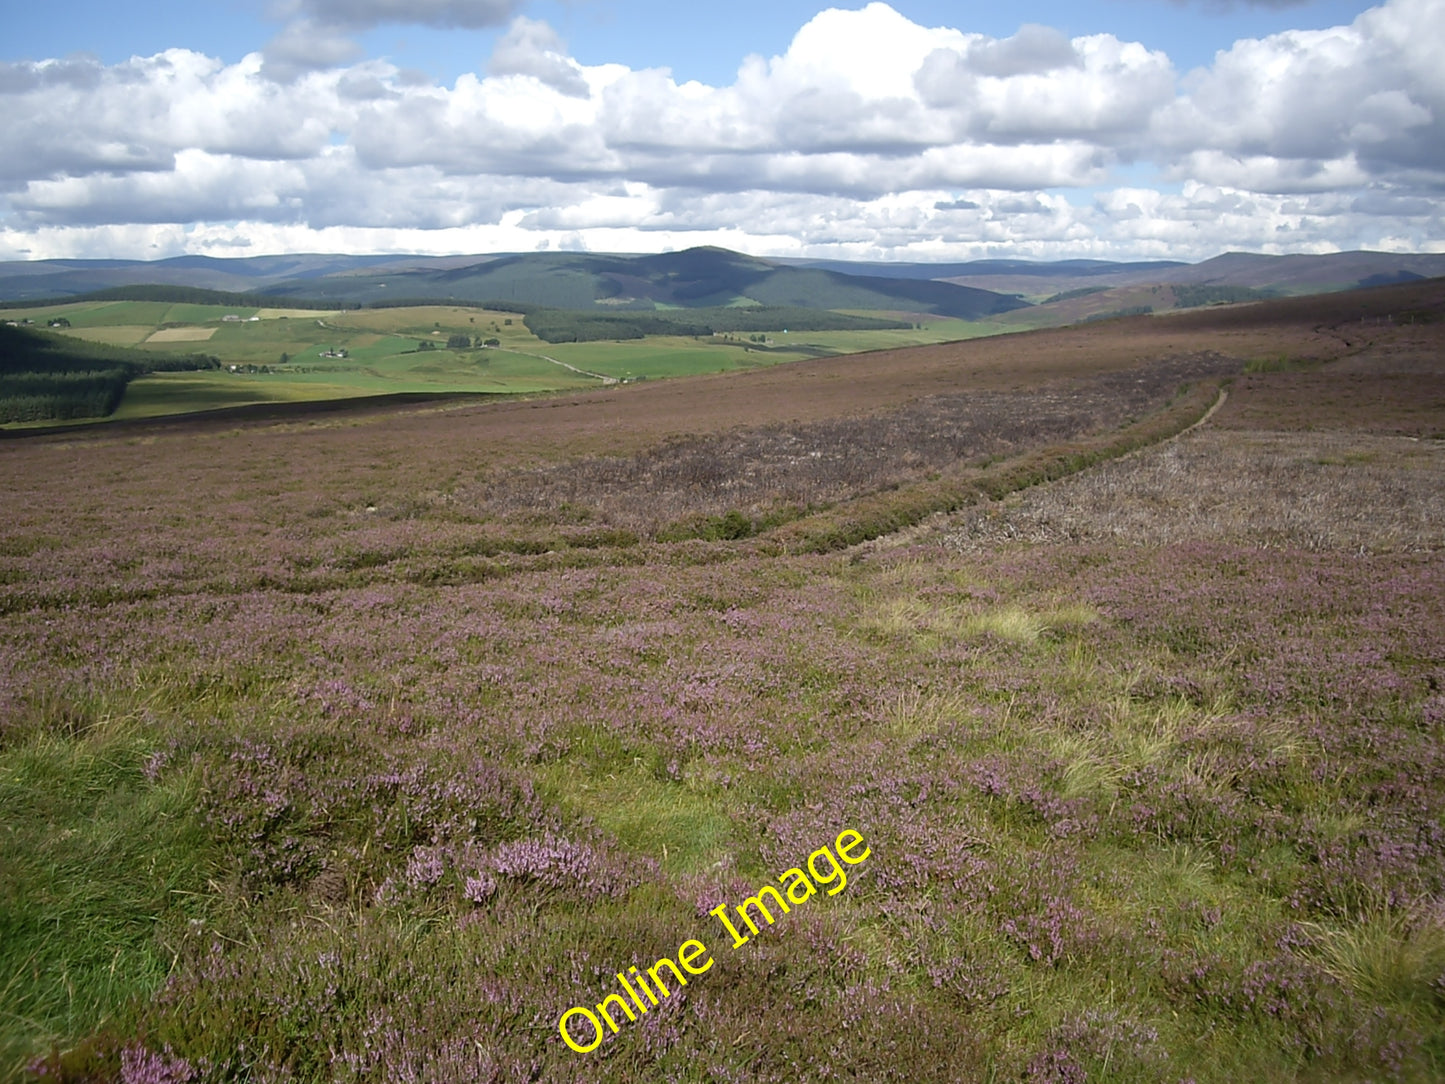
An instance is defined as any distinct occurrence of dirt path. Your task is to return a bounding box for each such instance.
[1133,383,1227,451]
[495,347,617,385]
[1186,383,1228,432]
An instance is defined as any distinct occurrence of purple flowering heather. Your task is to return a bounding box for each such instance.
[487,832,645,900]
[118,1046,194,1084]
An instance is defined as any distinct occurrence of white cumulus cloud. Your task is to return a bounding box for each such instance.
[488,16,591,99]
[0,0,1440,260]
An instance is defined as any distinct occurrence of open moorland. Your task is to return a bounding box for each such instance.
[1,278,1443,1082]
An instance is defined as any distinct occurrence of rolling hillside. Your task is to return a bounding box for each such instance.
[0,248,1028,318]
[939,250,1445,299]
[254,247,1031,318]
[5,247,1443,323]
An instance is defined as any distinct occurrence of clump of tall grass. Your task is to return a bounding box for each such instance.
[1302,906,1445,1008]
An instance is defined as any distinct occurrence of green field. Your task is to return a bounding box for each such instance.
[798,314,1029,349]
[108,372,372,419]
[2,300,1019,424]
[59,325,156,345]
[525,337,790,379]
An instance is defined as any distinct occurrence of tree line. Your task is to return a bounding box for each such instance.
[0,284,356,312]
[517,305,909,343]
[0,324,218,423]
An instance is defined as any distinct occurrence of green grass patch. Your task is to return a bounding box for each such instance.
[0,726,215,1074]
[159,304,258,324]
[56,326,154,346]
[535,762,738,876]
[62,302,175,328]
[533,338,792,379]
[799,315,1027,350]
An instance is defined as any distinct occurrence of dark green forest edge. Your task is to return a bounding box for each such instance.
[508,305,908,343]
[0,285,345,313]
[0,325,218,424]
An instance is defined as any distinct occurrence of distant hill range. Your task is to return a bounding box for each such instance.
[0,247,1025,320]
[932,250,1445,299]
[1,246,1442,318]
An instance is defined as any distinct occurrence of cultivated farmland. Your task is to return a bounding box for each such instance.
[2,299,1002,426]
[1,278,1442,1082]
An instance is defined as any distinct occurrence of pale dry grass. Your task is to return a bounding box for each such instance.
[145,327,218,343]
[883,688,975,742]
[942,429,1445,555]
[861,598,1099,646]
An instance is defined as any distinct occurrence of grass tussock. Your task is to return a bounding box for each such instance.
[1302,907,1445,1008]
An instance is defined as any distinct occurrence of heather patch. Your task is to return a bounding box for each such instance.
[201,732,555,900]
[478,354,1239,536]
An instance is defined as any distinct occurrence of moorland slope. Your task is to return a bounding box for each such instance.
[2,275,1442,1082]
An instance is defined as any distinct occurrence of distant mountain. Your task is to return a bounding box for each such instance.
[1,246,1441,316]
[248,247,1031,318]
[938,250,1445,298]
[780,256,1187,282]
[0,253,416,299]
[990,282,1282,330]
[0,247,1029,319]
[1156,251,1445,292]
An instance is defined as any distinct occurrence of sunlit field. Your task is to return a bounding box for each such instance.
[3,300,1026,425]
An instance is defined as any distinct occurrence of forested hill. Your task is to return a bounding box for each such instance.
[7,246,1442,314]
[0,248,1031,318]
[249,247,1033,317]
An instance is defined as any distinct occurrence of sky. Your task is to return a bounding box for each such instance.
[0,0,1441,263]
